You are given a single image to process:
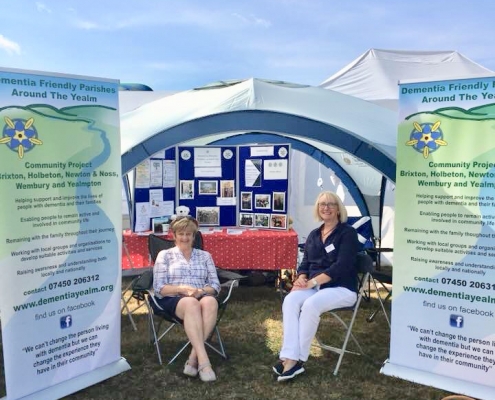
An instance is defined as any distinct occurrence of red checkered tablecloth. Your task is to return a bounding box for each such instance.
[122,229,298,271]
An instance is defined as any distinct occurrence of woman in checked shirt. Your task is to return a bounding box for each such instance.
[153,216,220,382]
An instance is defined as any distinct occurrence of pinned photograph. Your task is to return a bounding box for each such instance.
[254,213,269,228]
[241,191,252,211]
[273,192,285,212]
[239,213,253,227]
[179,180,194,199]
[255,194,271,209]
[199,180,218,195]
[196,207,220,226]
[152,216,172,234]
[220,180,235,197]
[270,214,287,229]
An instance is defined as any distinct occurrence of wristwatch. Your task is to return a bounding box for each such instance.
[311,278,318,287]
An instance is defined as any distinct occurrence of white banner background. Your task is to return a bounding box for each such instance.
[382,76,495,400]
[0,68,129,399]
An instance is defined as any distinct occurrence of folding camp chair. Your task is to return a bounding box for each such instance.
[366,269,392,327]
[313,252,374,376]
[129,269,238,365]
[137,232,238,364]
[194,230,204,250]
[148,233,176,262]
[122,234,181,331]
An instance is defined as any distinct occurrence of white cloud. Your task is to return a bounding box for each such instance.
[0,35,21,55]
[73,19,107,31]
[72,14,156,31]
[252,16,271,28]
[36,2,52,13]
[232,13,271,28]
[70,5,271,32]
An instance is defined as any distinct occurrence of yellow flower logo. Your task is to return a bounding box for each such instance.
[406,121,447,159]
[0,116,43,158]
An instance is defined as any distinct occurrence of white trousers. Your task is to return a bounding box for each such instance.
[279,286,357,362]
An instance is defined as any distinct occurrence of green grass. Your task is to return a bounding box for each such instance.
[0,285,456,400]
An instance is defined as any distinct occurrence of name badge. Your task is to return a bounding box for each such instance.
[325,244,335,253]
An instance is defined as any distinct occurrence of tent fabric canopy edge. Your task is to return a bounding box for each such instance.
[121,109,396,184]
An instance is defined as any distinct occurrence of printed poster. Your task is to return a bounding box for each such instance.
[382,76,495,400]
[134,159,150,188]
[150,159,163,187]
[245,159,261,187]
[163,160,176,188]
[0,68,129,399]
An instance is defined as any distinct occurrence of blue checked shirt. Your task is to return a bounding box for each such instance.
[153,247,221,298]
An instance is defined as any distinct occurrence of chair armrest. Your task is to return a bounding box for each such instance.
[146,290,165,311]
[219,279,239,306]
[371,271,392,285]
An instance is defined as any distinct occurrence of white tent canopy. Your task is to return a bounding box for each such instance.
[319,49,494,110]
[121,78,396,165]
[120,78,397,246]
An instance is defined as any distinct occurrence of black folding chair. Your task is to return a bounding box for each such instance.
[148,233,176,261]
[133,232,238,365]
[194,230,204,250]
[313,252,374,375]
[129,269,238,365]
[367,270,392,327]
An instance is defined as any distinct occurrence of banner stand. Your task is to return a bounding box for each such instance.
[382,361,495,400]
[0,68,127,399]
[4,358,131,400]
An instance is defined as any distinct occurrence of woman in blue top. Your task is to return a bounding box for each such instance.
[274,191,359,381]
[153,216,221,382]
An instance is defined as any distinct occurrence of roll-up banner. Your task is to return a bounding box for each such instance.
[382,75,495,400]
[0,68,130,400]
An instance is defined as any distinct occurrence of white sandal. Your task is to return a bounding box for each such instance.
[183,359,198,377]
[198,362,216,382]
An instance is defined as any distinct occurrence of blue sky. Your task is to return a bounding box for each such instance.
[1,0,495,91]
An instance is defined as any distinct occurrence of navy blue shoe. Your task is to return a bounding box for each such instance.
[272,361,284,376]
[277,361,305,382]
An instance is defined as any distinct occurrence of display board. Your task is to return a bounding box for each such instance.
[128,144,291,231]
[132,148,176,232]
[177,146,237,227]
[238,144,290,230]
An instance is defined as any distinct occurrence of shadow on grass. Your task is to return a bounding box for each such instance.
[0,286,454,400]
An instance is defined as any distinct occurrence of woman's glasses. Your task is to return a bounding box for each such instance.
[318,202,338,209]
